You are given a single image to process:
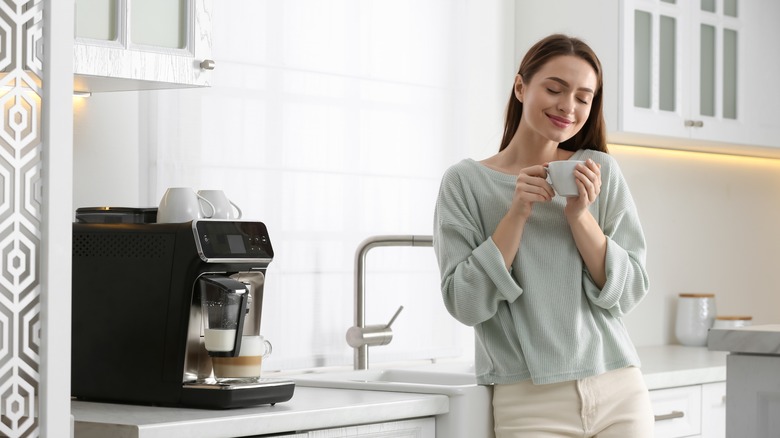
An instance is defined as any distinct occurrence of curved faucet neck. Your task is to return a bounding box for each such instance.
[352,235,433,370]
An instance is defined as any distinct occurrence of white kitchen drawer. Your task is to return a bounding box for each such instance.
[650,385,702,438]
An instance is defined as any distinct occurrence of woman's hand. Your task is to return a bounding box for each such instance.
[564,158,607,288]
[564,159,601,218]
[510,164,555,219]
[493,164,554,269]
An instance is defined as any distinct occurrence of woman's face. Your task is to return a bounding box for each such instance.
[515,55,598,145]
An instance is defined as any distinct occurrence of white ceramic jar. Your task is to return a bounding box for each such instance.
[675,293,716,347]
[712,315,753,329]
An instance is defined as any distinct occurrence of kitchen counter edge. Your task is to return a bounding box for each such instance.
[70,345,725,437]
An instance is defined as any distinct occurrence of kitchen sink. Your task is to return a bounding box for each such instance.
[292,363,493,438]
[293,368,475,393]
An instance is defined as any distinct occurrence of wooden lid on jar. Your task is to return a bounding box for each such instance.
[679,293,715,298]
[716,315,752,320]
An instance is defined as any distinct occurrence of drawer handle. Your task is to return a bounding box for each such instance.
[654,411,685,422]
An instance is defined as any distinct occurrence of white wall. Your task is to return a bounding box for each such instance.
[73,92,141,209]
[612,145,780,345]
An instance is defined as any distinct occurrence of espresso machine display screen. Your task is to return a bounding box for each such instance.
[193,221,274,262]
[227,235,246,253]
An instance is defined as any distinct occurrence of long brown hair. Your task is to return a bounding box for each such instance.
[498,34,607,153]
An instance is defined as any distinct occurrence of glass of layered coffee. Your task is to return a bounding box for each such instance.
[212,335,272,382]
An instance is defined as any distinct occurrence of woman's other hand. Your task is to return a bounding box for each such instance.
[565,159,601,218]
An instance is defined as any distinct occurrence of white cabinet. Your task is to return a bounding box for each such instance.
[619,0,780,150]
[725,354,780,437]
[620,0,743,144]
[514,0,780,154]
[264,418,435,438]
[650,385,702,438]
[308,418,435,438]
[74,0,214,92]
[649,382,725,438]
[736,0,780,147]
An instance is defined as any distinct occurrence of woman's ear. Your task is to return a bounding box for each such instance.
[514,75,524,102]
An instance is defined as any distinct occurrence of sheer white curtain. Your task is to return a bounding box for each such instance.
[141,0,512,371]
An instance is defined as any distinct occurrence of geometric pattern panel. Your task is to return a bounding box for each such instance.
[0,0,43,437]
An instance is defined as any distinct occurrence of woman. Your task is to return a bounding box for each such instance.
[433,34,653,437]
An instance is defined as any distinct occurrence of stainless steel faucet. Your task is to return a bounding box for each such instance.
[345,235,434,370]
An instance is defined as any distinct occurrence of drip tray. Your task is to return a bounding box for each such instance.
[181,378,295,409]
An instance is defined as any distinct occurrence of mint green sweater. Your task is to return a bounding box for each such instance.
[433,149,649,385]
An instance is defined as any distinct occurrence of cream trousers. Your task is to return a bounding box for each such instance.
[492,366,654,438]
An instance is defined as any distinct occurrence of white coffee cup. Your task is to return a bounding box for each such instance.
[157,187,216,223]
[197,190,243,219]
[211,335,272,381]
[547,160,585,197]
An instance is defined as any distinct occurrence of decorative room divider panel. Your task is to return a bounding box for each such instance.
[0,1,44,437]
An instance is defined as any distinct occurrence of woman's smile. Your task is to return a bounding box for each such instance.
[546,113,574,129]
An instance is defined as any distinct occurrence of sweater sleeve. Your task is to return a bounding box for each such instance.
[433,166,523,327]
[582,157,649,318]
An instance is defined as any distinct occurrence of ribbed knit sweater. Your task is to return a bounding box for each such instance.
[433,149,649,385]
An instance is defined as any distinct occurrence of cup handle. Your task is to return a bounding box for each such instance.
[196,194,216,218]
[230,200,243,219]
[262,339,272,358]
[544,166,553,186]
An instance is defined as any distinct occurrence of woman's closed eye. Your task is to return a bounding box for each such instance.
[548,88,590,105]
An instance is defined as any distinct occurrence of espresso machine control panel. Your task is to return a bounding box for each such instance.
[192,220,274,263]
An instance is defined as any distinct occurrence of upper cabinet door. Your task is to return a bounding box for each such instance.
[74,0,214,92]
[621,0,690,139]
[682,0,742,143]
[619,0,745,145]
[738,0,780,148]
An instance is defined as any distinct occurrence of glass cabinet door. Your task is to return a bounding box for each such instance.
[621,0,689,138]
[75,0,120,42]
[131,0,188,49]
[695,0,739,121]
[632,1,679,113]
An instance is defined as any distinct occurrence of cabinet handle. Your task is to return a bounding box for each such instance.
[684,120,704,128]
[200,59,216,70]
[684,120,695,127]
[654,411,685,422]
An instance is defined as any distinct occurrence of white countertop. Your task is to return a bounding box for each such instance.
[72,386,448,438]
[71,345,727,438]
[637,345,727,389]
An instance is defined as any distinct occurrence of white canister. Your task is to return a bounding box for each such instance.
[712,315,753,329]
[675,293,716,347]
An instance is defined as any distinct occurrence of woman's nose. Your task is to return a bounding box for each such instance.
[558,96,575,114]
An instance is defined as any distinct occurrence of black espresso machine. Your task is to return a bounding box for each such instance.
[71,219,295,408]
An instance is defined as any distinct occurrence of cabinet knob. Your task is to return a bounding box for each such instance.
[199,59,216,70]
